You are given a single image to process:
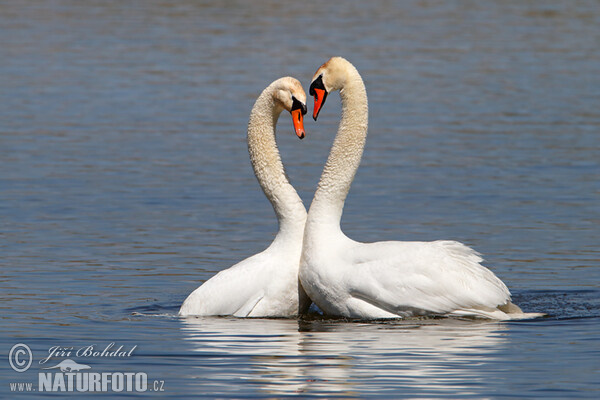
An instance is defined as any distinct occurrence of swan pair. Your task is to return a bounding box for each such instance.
[180,57,542,320]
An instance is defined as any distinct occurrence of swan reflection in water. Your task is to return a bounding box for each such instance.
[180,316,508,398]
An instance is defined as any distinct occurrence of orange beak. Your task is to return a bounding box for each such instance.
[312,88,327,121]
[291,108,305,139]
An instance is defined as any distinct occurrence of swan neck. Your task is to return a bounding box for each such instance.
[309,69,368,226]
[247,88,306,233]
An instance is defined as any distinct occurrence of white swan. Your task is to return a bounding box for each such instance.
[180,77,310,317]
[299,57,543,320]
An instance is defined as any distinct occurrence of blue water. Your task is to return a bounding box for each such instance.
[1,1,599,398]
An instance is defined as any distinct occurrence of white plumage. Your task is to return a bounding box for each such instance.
[180,77,310,317]
[299,57,543,320]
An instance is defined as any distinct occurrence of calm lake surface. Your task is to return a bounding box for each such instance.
[1,1,599,398]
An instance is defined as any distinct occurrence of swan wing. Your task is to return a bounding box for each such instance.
[179,251,272,317]
[232,291,265,317]
[345,240,512,317]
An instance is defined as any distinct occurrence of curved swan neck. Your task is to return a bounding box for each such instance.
[247,85,306,234]
[309,64,368,226]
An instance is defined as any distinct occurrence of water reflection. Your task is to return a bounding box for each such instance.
[180,317,507,397]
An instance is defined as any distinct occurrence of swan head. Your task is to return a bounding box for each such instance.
[309,56,352,120]
[272,77,308,139]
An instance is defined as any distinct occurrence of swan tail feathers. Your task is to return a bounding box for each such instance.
[449,301,546,320]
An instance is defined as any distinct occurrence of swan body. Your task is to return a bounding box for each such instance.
[299,57,543,320]
[180,77,310,317]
